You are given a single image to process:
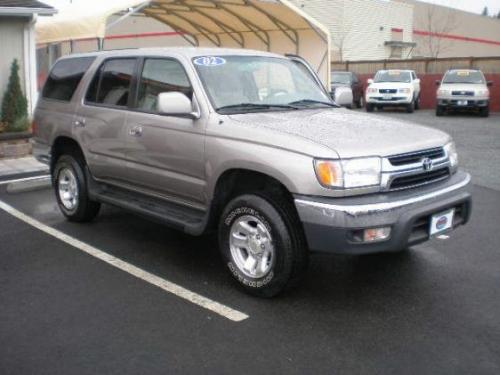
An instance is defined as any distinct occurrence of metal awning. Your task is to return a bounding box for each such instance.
[35,0,330,85]
[142,0,330,84]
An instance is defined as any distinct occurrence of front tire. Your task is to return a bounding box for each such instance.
[53,155,100,222]
[366,103,374,112]
[436,105,445,117]
[218,194,308,297]
[479,106,490,117]
[406,100,415,113]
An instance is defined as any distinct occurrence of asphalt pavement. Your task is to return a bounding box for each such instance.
[1,110,499,374]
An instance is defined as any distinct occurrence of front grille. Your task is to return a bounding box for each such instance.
[379,89,397,94]
[390,168,450,191]
[388,147,445,166]
[452,91,474,96]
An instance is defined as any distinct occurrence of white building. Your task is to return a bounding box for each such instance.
[0,1,55,114]
[290,0,415,61]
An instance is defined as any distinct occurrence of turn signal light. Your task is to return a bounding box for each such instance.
[314,160,342,188]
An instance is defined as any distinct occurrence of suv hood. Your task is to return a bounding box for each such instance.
[229,108,450,158]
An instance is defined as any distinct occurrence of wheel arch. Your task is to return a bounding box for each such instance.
[50,136,86,175]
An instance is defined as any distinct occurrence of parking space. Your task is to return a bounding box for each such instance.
[1,111,500,374]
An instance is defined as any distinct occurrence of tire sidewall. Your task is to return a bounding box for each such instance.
[219,195,292,295]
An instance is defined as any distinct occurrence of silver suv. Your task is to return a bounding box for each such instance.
[436,69,492,117]
[33,48,472,297]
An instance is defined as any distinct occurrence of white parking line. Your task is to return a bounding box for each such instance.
[0,199,249,322]
[0,175,51,185]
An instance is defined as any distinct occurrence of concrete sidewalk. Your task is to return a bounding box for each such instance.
[0,156,48,178]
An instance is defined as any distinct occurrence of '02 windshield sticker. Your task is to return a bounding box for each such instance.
[193,56,226,67]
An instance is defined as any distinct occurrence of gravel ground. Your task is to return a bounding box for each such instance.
[357,109,500,191]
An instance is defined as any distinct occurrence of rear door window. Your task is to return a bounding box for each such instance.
[42,57,95,101]
[85,58,137,108]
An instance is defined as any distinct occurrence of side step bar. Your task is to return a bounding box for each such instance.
[87,172,209,236]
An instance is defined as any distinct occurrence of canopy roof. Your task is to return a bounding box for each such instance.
[36,0,331,84]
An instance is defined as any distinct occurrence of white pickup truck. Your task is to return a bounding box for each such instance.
[366,70,421,113]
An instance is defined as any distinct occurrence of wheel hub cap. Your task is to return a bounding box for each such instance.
[229,215,274,278]
[58,168,79,210]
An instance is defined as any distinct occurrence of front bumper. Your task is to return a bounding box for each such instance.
[437,98,489,109]
[294,171,472,254]
[366,94,412,105]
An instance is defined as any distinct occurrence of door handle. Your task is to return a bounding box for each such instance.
[74,118,86,127]
[128,125,143,137]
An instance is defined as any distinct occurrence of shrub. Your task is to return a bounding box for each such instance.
[1,59,28,133]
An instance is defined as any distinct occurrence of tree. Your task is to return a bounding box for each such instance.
[481,7,488,16]
[418,4,458,58]
[1,59,28,132]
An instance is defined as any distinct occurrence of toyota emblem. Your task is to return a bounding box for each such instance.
[422,158,433,171]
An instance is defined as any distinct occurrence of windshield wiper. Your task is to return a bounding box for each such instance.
[216,103,298,113]
[288,99,338,108]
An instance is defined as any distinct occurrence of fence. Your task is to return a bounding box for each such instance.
[331,56,500,111]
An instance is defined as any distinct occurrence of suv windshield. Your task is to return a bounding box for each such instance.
[442,71,485,84]
[331,72,352,84]
[193,55,331,113]
[374,71,411,83]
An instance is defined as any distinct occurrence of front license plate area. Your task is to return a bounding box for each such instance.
[457,100,468,106]
[383,94,392,100]
[430,209,455,236]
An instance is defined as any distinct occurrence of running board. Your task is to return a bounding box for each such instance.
[87,173,208,236]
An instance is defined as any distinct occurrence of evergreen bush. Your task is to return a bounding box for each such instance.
[1,59,29,133]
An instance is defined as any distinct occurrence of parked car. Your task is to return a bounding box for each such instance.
[366,69,421,113]
[436,69,492,117]
[33,48,471,297]
[331,71,364,108]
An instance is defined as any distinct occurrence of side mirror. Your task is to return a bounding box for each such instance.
[435,80,441,86]
[157,92,199,119]
[367,78,374,84]
[487,81,493,87]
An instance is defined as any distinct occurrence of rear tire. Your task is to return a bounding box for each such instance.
[218,193,308,297]
[414,95,420,110]
[53,155,100,222]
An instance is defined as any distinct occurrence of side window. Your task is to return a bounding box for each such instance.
[85,58,136,107]
[137,59,192,112]
[42,57,95,101]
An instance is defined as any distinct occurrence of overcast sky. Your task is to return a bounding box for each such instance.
[44,0,500,16]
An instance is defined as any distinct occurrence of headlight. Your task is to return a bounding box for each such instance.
[367,87,377,94]
[314,157,381,189]
[437,89,449,96]
[476,89,489,97]
[399,88,411,94]
[444,142,458,171]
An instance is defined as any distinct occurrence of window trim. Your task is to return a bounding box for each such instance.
[130,56,195,116]
[83,56,139,111]
[42,56,96,103]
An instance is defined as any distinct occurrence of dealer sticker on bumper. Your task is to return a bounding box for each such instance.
[430,209,455,236]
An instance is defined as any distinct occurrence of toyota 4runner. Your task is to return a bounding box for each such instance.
[33,48,472,297]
